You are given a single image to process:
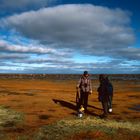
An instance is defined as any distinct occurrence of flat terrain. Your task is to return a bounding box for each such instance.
[0,78,139,139]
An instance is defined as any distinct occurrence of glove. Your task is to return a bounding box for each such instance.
[79,105,85,112]
[89,90,92,94]
[76,85,79,90]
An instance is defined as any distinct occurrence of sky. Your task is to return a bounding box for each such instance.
[0,0,140,74]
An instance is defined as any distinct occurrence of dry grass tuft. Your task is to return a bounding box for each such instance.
[34,116,140,140]
[0,106,24,128]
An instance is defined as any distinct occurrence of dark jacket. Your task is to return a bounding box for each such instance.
[97,79,109,102]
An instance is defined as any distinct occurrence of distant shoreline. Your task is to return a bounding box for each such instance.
[0,74,139,80]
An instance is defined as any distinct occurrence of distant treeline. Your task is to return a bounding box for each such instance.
[0,74,139,80]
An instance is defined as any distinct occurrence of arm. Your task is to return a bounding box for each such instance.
[76,78,81,89]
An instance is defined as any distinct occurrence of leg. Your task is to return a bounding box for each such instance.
[108,95,113,112]
[110,95,113,108]
[102,100,108,117]
[76,91,80,109]
[108,95,111,109]
[83,92,89,111]
[78,91,84,109]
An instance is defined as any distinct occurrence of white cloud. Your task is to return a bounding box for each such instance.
[0,39,69,56]
[0,4,139,73]
[1,4,137,60]
[1,58,139,74]
[0,53,28,59]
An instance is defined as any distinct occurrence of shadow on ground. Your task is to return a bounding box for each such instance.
[53,99,99,116]
[53,99,77,111]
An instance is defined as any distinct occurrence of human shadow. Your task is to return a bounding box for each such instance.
[85,110,99,117]
[53,99,77,111]
[88,104,103,111]
[70,101,103,111]
[53,99,99,116]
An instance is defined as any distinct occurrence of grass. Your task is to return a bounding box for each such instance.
[34,116,140,140]
[0,106,24,128]
[0,105,24,140]
[0,106,139,140]
[16,135,30,140]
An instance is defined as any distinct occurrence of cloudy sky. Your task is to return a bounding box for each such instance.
[0,0,140,74]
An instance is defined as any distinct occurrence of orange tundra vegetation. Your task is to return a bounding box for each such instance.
[0,76,139,138]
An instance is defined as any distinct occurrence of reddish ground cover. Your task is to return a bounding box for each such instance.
[0,78,139,138]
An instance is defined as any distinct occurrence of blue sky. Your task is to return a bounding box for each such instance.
[0,0,140,74]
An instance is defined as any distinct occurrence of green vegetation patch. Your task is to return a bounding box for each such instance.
[34,116,140,140]
[0,106,24,128]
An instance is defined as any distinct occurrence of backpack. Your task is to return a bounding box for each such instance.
[97,86,103,102]
[107,83,113,95]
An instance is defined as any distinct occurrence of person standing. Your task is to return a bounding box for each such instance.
[76,71,92,112]
[97,74,109,118]
[105,76,113,113]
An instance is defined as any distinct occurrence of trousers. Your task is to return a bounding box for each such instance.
[78,91,89,111]
[108,95,113,109]
[102,100,108,116]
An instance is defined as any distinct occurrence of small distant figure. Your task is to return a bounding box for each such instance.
[97,74,113,118]
[76,71,92,112]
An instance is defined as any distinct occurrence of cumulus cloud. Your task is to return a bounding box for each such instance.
[0,39,71,57]
[7,56,140,71]
[1,4,138,60]
[114,47,140,60]
[0,4,139,73]
[2,58,139,74]
[0,53,28,60]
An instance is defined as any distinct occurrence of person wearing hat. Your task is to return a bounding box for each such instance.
[76,71,92,112]
[97,74,110,118]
